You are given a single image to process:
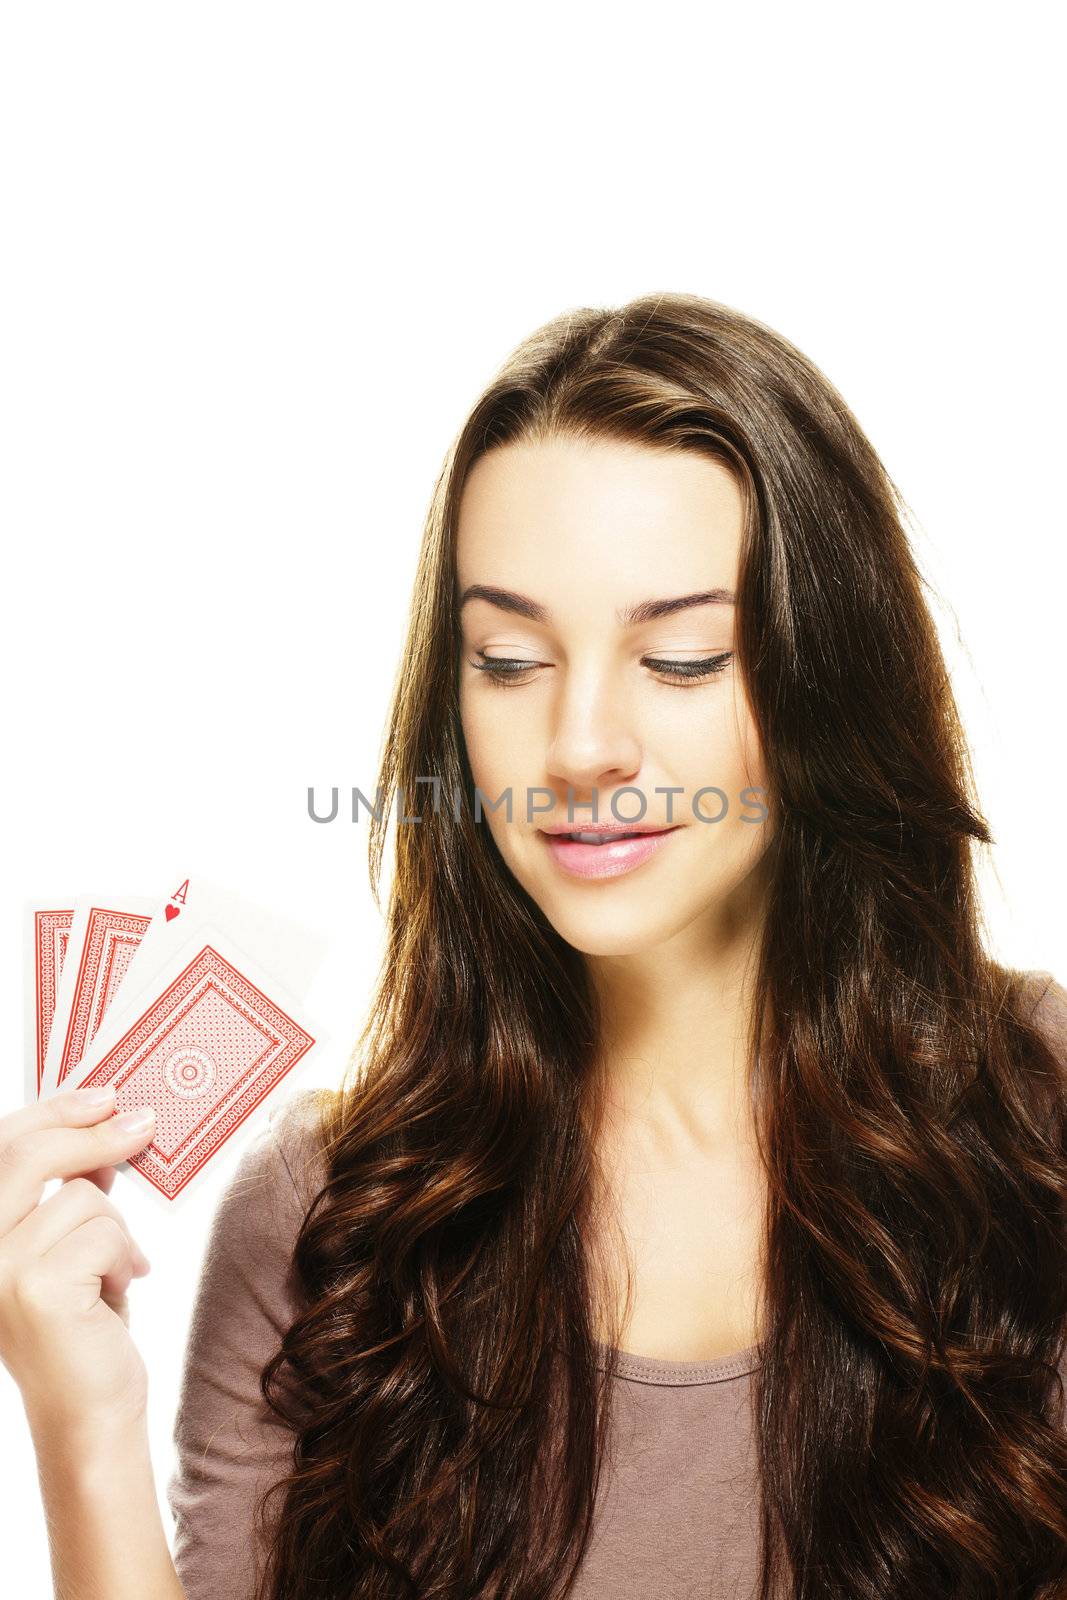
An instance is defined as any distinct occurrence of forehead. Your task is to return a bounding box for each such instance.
[455,436,744,586]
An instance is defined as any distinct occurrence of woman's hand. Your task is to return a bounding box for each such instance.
[0,1084,157,1442]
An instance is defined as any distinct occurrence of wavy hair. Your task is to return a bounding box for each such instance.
[251,293,1067,1598]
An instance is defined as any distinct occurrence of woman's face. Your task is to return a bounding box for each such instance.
[455,433,772,958]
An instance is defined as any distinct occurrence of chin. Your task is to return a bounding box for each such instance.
[534,898,690,959]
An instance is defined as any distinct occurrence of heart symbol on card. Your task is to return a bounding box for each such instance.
[165,904,181,922]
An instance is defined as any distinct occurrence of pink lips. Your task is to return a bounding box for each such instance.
[540,827,680,880]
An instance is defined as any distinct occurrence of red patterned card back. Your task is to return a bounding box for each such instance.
[76,944,316,1201]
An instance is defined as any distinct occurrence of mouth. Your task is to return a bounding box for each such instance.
[537,824,682,880]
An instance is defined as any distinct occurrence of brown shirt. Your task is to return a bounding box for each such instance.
[166,971,1067,1599]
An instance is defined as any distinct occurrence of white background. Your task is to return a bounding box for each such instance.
[1,2,1064,1588]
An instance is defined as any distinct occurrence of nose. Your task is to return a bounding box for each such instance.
[543,662,643,798]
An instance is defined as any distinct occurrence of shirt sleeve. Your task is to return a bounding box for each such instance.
[165,1089,328,1600]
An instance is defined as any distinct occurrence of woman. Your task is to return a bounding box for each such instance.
[3,292,1066,1600]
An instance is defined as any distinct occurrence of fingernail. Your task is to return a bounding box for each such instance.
[115,1106,155,1135]
[76,1085,115,1107]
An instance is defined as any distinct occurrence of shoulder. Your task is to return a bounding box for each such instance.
[209,1087,336,1258]
[258,1084,336,1211]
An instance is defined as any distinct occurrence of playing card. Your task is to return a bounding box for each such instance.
[58,876,326,1082]
[40,896,155,1099]
[68,928,324,1206]
[23,904,75,1101]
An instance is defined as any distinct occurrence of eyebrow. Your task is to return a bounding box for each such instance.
[459,584,735,626]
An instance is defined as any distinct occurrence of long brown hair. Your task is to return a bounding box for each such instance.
[253,293,1067,1598]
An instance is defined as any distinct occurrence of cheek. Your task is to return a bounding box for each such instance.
[671,702,761,800]
[460,692,535,813]
[669,716,768,846]
[463,681,524,755]
[459,682,493,772]
[717,695,766,793]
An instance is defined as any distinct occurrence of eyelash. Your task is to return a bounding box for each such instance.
[469,652,733,688]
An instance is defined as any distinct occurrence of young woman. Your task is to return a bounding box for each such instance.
[3,292,1066,1600]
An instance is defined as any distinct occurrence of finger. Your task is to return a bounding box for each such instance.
[0,1096,156,1237]
[42,1212,140,1307]
[6,1175,150,1274]
[63,1165,118,1195]
[0,1083,118,1149]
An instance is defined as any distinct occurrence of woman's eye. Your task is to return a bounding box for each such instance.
[643,652,733,684]
[469,652,733,688]
[469,654,542,687]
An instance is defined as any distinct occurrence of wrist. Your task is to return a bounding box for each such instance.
[28,1402,180,1600]
[27,1402,150,1474]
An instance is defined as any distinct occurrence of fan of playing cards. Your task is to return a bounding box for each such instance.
[23,878,327,1205]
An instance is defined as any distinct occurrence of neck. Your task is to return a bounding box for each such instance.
[585,872,768,1158]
